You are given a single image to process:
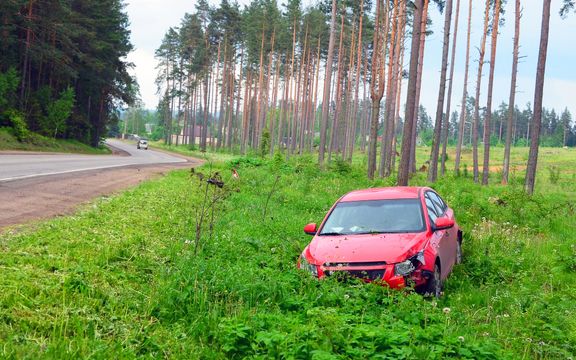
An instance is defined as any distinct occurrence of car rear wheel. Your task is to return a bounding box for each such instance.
[456,240,462,265]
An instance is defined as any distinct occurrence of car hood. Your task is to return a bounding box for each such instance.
[308,232,427,265]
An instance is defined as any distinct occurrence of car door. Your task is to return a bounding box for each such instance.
[425,192,453,279]
[428,191,458,274]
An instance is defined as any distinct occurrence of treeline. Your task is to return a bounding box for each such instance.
[0,0,135,146]
[153,0,573,193]
[418,101,575,148]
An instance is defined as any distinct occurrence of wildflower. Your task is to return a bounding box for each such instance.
[503,313,510,318]
[271,247,276,253]
[483,332,490,337]
[443,307,451,314]
[538,341,545,346]
[458,336,465,342]
[526,338,532,343]
[344,294,350,300]
[184,240,192,245]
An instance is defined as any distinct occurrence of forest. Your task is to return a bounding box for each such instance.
[1,0,575,191]
[145,0,575,193]
[0,0,136,147]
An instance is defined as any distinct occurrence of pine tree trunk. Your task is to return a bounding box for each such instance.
[525,0,551,195]
[441,0,461,176]
[502,0,521,185]
[472,0,490,183]
[241,71,252,154]
[328,14,345,162]
[360,48,369,152]
[391,11,407,173]
[454,0,472,174]
[342,16,356,161]
[217,42,228,149]
[428,0,453,183]
[319,0,338,167]
[310,39,322,153]
[201,70,210,151]
[270,55,280,154]
[379,0,399,178]
[398,0,424,186]
[481,0,501,185]
[349,1,364,162]
[20,0,35,108]
[255,25,266,149]
[234,47,245,149]
[409,0,430,174]
[368,0,389,179]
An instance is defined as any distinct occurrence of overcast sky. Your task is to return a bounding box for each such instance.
[125,0,576,119]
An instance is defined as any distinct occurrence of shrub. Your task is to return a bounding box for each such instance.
[4,109,29,141]
[548,166,560,184]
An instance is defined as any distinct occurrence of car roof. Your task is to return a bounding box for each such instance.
[339,187,425,202]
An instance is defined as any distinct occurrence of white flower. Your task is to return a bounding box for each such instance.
[458,336,465,342]
[443,307,451,314]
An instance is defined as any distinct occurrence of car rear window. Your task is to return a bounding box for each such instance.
[320,199,425,235]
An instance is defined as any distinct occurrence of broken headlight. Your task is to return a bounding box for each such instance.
[299,255,318,277]
[394,250,425,277]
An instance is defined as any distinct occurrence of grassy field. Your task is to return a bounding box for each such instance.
[0,146,575,358]
[0,128,110,154]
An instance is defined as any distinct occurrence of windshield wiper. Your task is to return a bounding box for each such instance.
[319,232,345,236]
[354,230,385,235]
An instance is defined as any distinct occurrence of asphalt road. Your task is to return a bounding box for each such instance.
[0,139,187,182]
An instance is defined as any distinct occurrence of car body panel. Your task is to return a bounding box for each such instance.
[299,187,461,291]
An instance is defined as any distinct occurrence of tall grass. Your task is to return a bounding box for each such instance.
[0,149,574,358]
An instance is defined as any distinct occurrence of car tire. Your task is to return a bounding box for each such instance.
[455,239,462,265]
[426,264,442,298]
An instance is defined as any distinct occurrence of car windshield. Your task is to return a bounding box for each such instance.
[319,199,425,235]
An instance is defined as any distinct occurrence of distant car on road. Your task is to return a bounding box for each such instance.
[298,187,462,298]
[137,139,148,150]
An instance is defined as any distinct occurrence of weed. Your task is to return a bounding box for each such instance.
[1,148,575,358]
[548,165,561,184]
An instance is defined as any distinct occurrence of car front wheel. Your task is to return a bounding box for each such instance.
[426,264,442,298]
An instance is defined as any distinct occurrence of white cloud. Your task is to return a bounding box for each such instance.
[127,48,160,108]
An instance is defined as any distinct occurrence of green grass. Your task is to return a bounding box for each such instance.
[0,148,575,358]
[0,128,110,154]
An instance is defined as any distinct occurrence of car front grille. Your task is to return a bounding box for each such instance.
[326,269,385,281]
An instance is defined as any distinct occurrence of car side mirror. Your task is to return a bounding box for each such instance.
[434,218,455,231]
[304,223,317,235]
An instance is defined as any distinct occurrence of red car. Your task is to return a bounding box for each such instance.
[298,187,462,297]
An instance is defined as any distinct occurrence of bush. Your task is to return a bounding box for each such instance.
[548,166,560,184]
[4,110,29,141]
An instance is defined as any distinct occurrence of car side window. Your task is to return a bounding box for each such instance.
[425,196,439,224]
[427,192,446,216]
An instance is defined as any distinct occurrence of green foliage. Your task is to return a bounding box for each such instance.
[47,87,75,138]
[1,151,575,358]
[3,110,29,141]
[0,68,19,111]
[548,166,561,184]
[0,127,109,154]
[329,156,352,175]
[260,127,270,157]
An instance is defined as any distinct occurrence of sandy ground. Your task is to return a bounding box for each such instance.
[0,156,201,232]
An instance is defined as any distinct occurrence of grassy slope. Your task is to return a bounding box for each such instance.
[0,128,110,154]
[0,148,575,359]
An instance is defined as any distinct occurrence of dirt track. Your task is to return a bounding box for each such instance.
[0,160,200,231]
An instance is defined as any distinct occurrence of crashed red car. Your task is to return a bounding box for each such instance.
[298,187,462,297]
